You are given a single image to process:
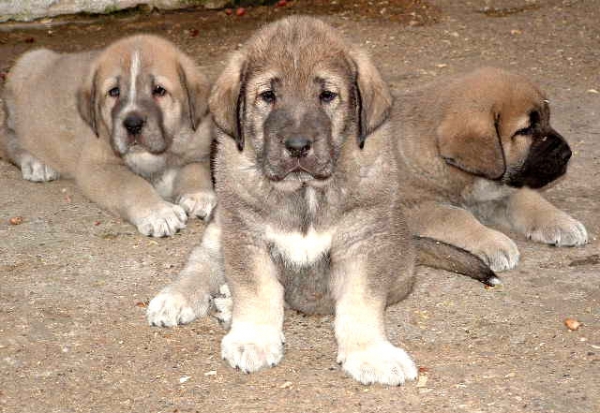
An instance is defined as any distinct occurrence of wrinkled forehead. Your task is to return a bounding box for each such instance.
[245,45,353,91]
[499,85,551,134]
[501,84,549,122]
[95,41,180,81]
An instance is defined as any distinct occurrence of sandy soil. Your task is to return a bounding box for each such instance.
[0,1,598,412]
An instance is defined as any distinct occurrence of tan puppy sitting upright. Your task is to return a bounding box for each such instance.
[394,67,588,272]
[1,35,215,237]
[147,16,506,387]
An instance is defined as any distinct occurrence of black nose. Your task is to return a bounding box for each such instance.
[560,146,572,162]
[123,114,145,135]
[285,136,312,158]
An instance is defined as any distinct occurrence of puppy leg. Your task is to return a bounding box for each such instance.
[171,162,216,221]
[147,220,225,327]
[409,203,520,272]
[505,188,587,247]
[1,118,59,182]
[14,151,60,183]
[76,158,187,237]
[332,233,418,386]
[220,227,285,373]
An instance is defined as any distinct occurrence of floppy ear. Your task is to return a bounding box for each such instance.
[436,110,506,180]
[177,55,210,131]
[77,69,99,137]
[208,52,247,151]
[349,48,392,148]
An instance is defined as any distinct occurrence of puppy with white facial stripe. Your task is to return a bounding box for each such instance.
[148,16,498,386]
[1,35,215,237]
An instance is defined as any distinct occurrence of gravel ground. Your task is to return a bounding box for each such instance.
[0,1,598,412]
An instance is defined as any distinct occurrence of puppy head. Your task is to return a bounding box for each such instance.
[77,35,209,158]
[209,16,391,191]
[437,67,571,189]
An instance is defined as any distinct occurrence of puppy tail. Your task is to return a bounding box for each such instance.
[413,235,501,287]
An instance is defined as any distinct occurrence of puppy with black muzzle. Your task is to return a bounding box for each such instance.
[394,67,588,272]
[148,16,417,385]
[1,35,215,237]
[147,16,498,386]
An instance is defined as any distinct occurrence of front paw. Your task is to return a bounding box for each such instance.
[472,232,520,272]
[527,214,588,247]
[212,284,233,329]
[178,190,217,221]
[221,323,285,373]
[134,202,187,237]
[147,287,211,327]
[337,341,418,386]
[21,154,60,182]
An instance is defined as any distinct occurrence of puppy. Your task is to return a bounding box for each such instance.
[149,16,420,386]
[1,35,216,237]
[147,16,499,386]
[394,67,588,272]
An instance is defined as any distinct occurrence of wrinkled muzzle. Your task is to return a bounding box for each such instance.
[506,129,572,189]
[261,106,336,182]
[111,102,170,156]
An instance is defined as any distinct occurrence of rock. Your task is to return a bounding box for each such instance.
[204,0,229,10]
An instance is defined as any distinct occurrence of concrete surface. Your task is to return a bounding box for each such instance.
[0,0,598,412]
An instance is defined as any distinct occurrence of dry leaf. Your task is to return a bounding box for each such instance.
[564,318,582,331]
[9,216,24,225]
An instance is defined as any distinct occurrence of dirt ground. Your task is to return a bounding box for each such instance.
[0,0,599,412]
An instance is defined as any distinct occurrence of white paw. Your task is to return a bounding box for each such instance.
[212,284,232,329]
[21,154,59,182]
[221,323,285,373]
[147,287,211,327]
[337,341,418,386]
[178,190,217,221]
[135,202,187,237]
[473,233,520,272]
[527,216,588,247]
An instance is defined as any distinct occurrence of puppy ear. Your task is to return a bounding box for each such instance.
[209,52,247,151]
[177,55,210,131]
[349,48,392,148]
[77,69,99,137]
[437,110,506,180]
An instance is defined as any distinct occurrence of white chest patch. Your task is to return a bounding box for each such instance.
[465,178,516,203]
[265,226,333,267]
[124,151,166,178]
[153,168,178,198]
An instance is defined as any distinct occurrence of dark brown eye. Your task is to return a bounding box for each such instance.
[153,86,167,97]
[515,110,541,136]
[320,90,337,103]
[260,90,276,104]
[516,126,534,136]
[108,87,120,98]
